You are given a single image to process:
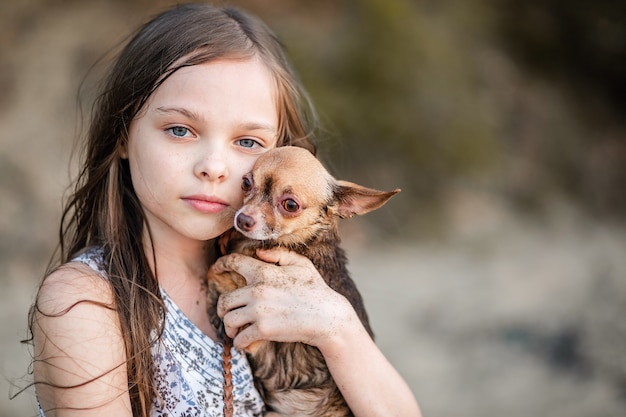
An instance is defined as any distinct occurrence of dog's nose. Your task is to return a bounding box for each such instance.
[236,213,256,231]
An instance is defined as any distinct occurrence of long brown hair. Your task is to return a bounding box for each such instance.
[28,3,317,416]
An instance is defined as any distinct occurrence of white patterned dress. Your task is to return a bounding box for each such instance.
[37,247,265,417]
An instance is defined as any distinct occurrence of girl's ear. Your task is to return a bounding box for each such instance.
[333,180,400,219]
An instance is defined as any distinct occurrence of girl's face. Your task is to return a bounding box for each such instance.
[125,58,279,247]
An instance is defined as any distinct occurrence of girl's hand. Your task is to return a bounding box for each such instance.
[213,247,422,417]
[213,247,359,351]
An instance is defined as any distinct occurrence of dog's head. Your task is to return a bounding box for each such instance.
[234,147,400,245]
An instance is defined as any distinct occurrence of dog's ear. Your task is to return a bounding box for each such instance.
[333,180,400,219]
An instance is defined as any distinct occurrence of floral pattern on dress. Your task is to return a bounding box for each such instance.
[37,247,265,417]
[154,287,264,416]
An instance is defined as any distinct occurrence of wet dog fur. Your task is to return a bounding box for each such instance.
[207,146,400,416]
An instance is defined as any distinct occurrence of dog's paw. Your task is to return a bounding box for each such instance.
[207,267,247,294]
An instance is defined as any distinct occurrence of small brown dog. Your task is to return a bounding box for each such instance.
[207,146,400,416]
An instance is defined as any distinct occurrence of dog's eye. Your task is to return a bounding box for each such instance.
[281,199,300,213]
[242,176,253,192]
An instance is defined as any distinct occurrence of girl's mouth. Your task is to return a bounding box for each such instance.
[182,195,229,214]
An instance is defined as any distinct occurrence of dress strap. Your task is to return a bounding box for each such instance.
[71,246,107,279]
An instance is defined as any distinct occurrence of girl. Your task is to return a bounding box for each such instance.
[29,3,421,417]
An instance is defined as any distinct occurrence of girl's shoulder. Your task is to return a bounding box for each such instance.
[33,249,131,414]
[37,247,112,317]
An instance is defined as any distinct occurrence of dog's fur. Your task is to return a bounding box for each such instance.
[207,146,400,416]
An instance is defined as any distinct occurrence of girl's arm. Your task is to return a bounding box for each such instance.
[214,248,422,417]
[33,263,133,417]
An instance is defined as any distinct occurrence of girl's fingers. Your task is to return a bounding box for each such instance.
[212,253,268,285]
[255,247,310,267]
[221,305,249,339]
[233,323,261,350]
[217,290,239,319]
[220,293,276,346]
[213,249,314,286]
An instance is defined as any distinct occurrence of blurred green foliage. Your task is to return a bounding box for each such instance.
[493,0,626,116]
[3,0,624,238]
[255,0,626,232]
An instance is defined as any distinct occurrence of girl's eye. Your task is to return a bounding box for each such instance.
[281,199,300,213]
[237,138,260,149]
[167,126,191,138]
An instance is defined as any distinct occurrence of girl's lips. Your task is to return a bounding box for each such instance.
[182,195,229,214]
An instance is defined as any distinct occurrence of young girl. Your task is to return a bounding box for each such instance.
[29,3,421,417]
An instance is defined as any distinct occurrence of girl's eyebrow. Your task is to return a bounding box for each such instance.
[240,122,277,134]
[155,106,202,121]
[156,106,277,134]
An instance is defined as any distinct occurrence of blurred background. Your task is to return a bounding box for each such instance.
[1,0,625,416]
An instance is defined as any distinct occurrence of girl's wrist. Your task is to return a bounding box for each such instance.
[313,293,368,359]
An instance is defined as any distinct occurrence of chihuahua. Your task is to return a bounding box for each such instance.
[207,146,400,416]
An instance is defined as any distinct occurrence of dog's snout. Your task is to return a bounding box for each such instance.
[236,213,256,231]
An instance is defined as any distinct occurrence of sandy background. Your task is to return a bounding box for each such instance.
[1,1,625,416]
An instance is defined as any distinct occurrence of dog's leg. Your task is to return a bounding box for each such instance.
[207,267,267,354]
[206,268,246,336]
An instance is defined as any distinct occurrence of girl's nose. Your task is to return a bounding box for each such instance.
[195,150,228,181]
